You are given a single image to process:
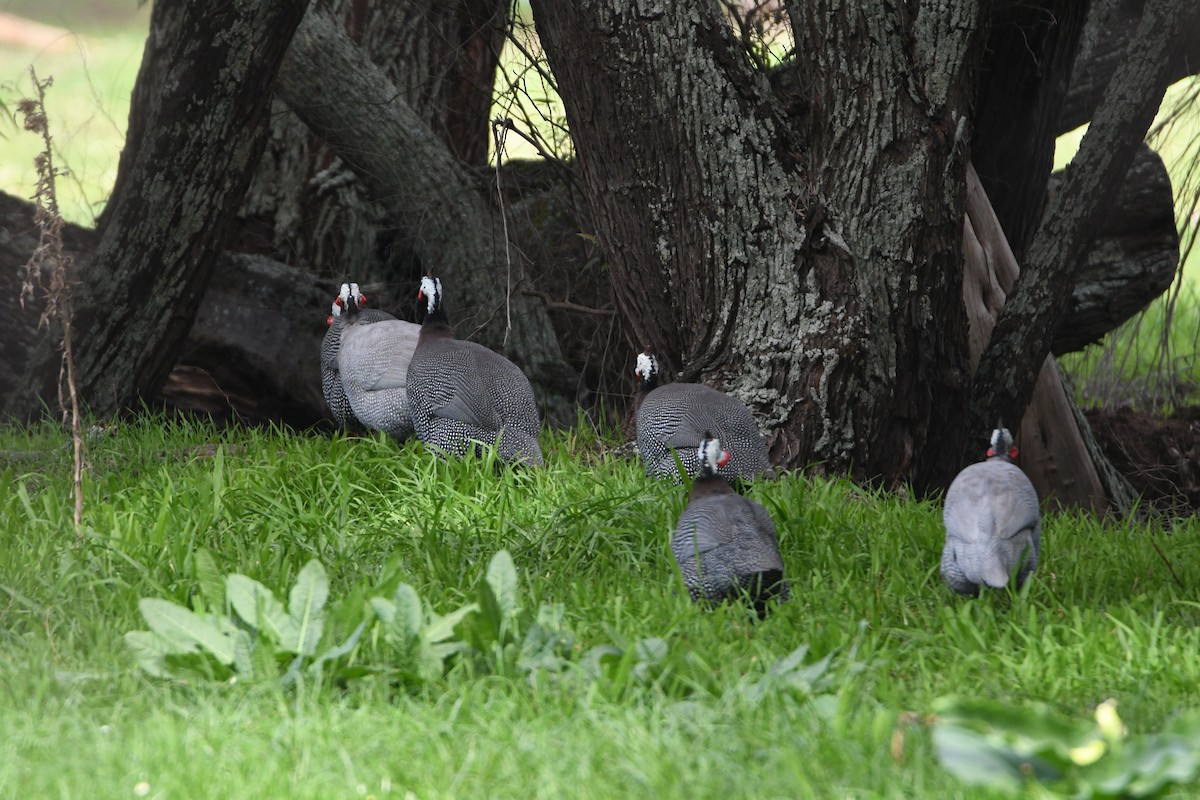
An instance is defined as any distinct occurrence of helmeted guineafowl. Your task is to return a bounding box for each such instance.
[671,434,789,617]
[322,283,395,431]
[941,427,1041,595]
[405,275,543,465]
[322,282,419,440]
[634,347,771,482]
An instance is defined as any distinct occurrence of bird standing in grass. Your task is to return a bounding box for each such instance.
[405,275,543,466]
[672,433,788,617]
[321,282,418,439]
[941,426,1041,595]
[634,347,771,482]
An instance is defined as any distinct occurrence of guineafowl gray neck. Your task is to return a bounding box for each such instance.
[689,473,733,501]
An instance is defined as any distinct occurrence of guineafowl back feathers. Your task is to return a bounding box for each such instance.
[638,382,769,481]
[671,436,788,617]
[337,316,420,440]
[942,453,1041,595]
[406,277,543,466]
[321,287,409,434]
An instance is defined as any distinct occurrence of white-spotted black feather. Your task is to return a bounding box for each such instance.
[633,347,770,482]
[406,275,543,465]
[671,433,788,617]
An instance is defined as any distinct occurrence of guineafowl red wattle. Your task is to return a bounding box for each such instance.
[634,348,771,482]
[322,282,419,440]
[672,434,789,617]
[941,427,1041,596]
[405,275,543,466]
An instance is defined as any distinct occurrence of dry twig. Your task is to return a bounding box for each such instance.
[18,68,85,542]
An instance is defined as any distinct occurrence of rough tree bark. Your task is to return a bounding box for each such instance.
[1050,144,1179,355]
[235,0,506,270]
[1,0,308,419]
[971,3,1180,353]
[971,0,1200,436]
[963,163,1133,513]
[532,0,985,491]
[1061,0,1200,133]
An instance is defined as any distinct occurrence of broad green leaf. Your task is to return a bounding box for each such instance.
[138,598,234,665]
[469,579,502,651]
[227,574,292,643]
[251,634,280,682]
[285,560,328,655]
[193,548,225,611]
[424,602,479,644]
[1086,735,1200,797]
[769,644,811,676]
[518,603,574,673]
[392,583,423,640]
[232,629,256,681]
[932,725,1029,793]
[124,630,172,678]
[485,550,519,620]
[370,597,397,632]
[308,622,367,676]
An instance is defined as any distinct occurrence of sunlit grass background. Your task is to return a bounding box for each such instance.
[0,3,1196,410]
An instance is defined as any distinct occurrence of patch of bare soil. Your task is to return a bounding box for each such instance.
[1085,406,1200,515]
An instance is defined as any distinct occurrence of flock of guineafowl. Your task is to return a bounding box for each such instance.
[322,277,1042,615]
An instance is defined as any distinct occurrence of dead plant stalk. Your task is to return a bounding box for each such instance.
[18,68,84,541]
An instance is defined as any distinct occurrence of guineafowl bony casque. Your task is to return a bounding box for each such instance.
[405,275,543,466]
[634,347,771,482]
[672,433,789,617]
[941,427,1041,595]
[322,282,419,440]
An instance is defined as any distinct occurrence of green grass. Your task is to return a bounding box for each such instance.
[0,8,148,226]
[3,417,1200,797]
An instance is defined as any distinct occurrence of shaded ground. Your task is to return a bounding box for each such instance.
[1087,406,1200,515]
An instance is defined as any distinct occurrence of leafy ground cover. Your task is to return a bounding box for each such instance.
[3,418,1200,798]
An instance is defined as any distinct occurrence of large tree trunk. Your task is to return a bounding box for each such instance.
[1,0,308,420]
[532,0,984,492]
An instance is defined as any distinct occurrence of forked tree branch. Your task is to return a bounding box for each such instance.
[970,0,1200,436]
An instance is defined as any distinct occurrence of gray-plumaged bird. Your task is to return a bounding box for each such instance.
[634,348,771,482]
[672,434,789,617]
[322,282,419,440]
[941,427,1041,595]
[405,275,543,465]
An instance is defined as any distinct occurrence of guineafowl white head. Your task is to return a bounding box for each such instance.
[328,283,367,325]
[697,433,731,477]
[986,427,1018,461]
[418,276,443,315]
[634,347,658,390]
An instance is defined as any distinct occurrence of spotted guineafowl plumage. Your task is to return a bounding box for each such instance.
[405,275,543,465]
[941,427,1041,595]
[671,434,789,617]
[322,282,419,440]
[634,348,770,482]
